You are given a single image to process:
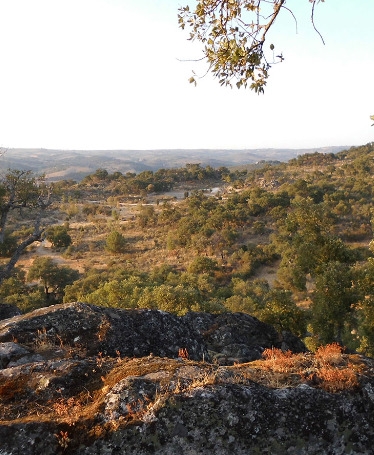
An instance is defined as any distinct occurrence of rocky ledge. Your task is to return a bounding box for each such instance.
[0,302,373,454]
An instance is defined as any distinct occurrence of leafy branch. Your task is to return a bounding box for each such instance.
[179,0,325,91]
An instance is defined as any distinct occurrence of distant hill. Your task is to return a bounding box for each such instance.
[0,146,350,181]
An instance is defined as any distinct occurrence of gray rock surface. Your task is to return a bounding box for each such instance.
[0,302,304,366]
[183,311,306,364]
[0,302,373,454]
[0,303,21,321]
[0,342,30,368]
[0,302,209,361]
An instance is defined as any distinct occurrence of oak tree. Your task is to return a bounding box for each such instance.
[46,225,72,249]
[28,256,79,301]
[0,170,52,285]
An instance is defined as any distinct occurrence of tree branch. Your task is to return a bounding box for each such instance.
[311,0,325,45]
[0,173,52,285]
[0,230,44,284]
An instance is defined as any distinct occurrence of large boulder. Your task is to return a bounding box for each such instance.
[0,303,21,321]
[183,311,306,364]
[0,303,373,454]
[0,302,306,367]
[0,302,208,362]
[0,355,373,455]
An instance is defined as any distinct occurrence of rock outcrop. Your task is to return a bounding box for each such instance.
[0,303,21,321]
[0,302,305,366]
[182,311,306,364]
[0,302,373,454]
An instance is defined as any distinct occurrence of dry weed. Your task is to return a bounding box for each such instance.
[54,430,70,449]
[178,347,189,360]
[34,328,54,351]
[261,348,304,373]
[52,397,83,426]
[315,343,343,366]
[315,365,359,393]
[257,344,362,392]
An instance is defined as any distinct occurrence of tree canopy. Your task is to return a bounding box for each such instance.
[0,170,52,285]
[46,225,72,249]
[28,256,79,301]
[179,0,325,91]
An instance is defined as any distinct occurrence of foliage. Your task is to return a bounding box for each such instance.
[137,205,157,228]
[105,230,127,254]
[258,289,307,337]
[46,225,72,249]
[352,259,374,357]
[224,279,306,337]
[0,232,18,257]
[178,1,324,90]
[309,262,358,346]
[187,256,218,274]
[63,270,108,303]
[274,197,355,291]
[79,163,226,197]
[260,344,360,393]
[9,142,374,356]
[28,256,79,301]
[0,169,52,285]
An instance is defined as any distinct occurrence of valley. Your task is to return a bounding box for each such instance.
[0,143,374,357]
[0,146,349,181]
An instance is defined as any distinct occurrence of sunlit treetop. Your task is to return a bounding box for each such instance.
[178,0,324,92]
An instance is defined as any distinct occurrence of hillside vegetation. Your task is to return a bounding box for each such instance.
[1,143,374,356]
[0,147,347,181]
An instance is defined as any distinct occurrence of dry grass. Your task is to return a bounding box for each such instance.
[314,342,344,366]
[245,344,362,392]
[0,349,371,452]
[52,397,85,426]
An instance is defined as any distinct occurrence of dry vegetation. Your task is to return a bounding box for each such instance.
[246,343,363,392]
[0,342,370,429]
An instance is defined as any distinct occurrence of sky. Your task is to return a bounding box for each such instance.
[0,0,373,151]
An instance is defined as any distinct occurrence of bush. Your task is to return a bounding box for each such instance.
[105,231,127,254]
[188,256,218,274]
[46,226,72,249]
[0,234,18,257]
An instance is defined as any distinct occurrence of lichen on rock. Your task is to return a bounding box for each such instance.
[0,302,373,454]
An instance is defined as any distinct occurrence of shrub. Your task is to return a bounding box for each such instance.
[46,225,72,249]
[105,231,127,254]
[260,344,360,393]
[188,256,218,274]
[315,343,343,366]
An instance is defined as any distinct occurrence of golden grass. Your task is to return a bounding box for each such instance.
[0,347,370,453]
[250,344,361,392]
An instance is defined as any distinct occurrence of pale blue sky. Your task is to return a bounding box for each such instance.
[0,0,373,151]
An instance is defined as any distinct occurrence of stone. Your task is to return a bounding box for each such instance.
[183,311,306,364]
[0,303,22,321]
[0,302,373,454]
[0,342,30,369]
